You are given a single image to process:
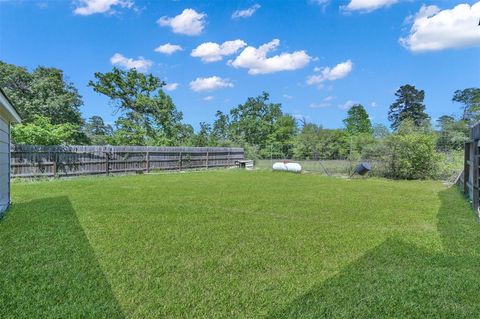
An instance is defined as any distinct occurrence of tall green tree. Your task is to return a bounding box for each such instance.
[435,115,469,152]
[229,92,290,150]
[293,124,349,160]
[83,116,113,145]
[229,92,282,146]
[262,114,297,158]
[293,123,322,160]
[343,104,373,135]
[0,61,83,125]
[210,111,231,145]
[176,124,196,146]
[452,88,480,123]
[388,84,429,130]
[372,123,390,139]
[109,113,148,146]
[88,67,184,146]
[193,122,211,147]
[436,115,456,129]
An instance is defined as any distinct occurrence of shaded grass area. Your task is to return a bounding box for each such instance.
[1,170,479,318]
[0,197,124,318]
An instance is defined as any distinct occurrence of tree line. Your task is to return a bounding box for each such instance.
[1,61,479,178]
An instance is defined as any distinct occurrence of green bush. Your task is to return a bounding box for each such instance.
[384,132,441,179]
[437,150,464,181]
[12,116,83,145]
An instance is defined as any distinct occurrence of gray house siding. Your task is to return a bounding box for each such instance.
[0,89,20,215]
[0,116,10,213]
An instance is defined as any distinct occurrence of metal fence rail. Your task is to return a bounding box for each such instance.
[10,145,244,178]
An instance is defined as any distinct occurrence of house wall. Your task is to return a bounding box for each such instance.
[0,115,10,213]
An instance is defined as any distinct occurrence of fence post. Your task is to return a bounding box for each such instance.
[105,151,110,175]
[146,151,150,173]
[206,151,209,169]
[179,151,183,170]
[473,140,479,215]
[227,151,231,167]
[464,142,469,194]
[53,152,58,178]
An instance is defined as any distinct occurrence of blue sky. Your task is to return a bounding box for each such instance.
[0,0,479,130]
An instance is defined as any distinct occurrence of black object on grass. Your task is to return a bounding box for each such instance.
[350,162,371,178]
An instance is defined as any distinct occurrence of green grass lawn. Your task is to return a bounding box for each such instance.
[1,170,479,318]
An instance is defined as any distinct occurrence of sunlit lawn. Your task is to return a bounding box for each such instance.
[1,170,479,318]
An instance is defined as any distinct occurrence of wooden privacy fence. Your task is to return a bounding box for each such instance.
[460,122,480,221]
[10,145,244,179]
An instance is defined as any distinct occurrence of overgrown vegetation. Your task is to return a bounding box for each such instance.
[11,116,84,145]
[1,171,479,318]
[384,127,440,179]
[1,60,478,179]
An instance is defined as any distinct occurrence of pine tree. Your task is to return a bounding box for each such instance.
[343,104,373,135]
[388,84,429,130]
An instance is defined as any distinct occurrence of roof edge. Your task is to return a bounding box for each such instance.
[0,87,21,123]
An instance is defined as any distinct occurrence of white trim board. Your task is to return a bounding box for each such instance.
[0,91,21,123]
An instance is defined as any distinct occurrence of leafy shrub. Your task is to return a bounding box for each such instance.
[384,132,441,179]
[292,124,350,160]
[12,116,83,145]
[437,150,464,181]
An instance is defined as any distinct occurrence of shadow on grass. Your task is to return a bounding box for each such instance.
[267,187,480,319]
[0,196,125,318]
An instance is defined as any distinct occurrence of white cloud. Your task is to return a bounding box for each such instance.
[203,96,214,101]
[338,100,357,110]
[400,3,480,52]
[191,40,247,63]
[403,4,440,25]
[110,53,152,72]
[73,0,133,16]
[306,60,353,86]
[309,95,335,108]
[310,0,330,10]
[370,101,377,107]
[311,0,330,5]
[309,102,330,109]
[190,76,233,92]
[232,4,261,19]
[283,94,293,99]
[164,83,179,91]
[154,43,183,55]
[342,0,398,12]
[157,9,206,36]
[229,39,311,75]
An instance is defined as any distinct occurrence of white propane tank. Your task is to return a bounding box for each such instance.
[272,162,302,173]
